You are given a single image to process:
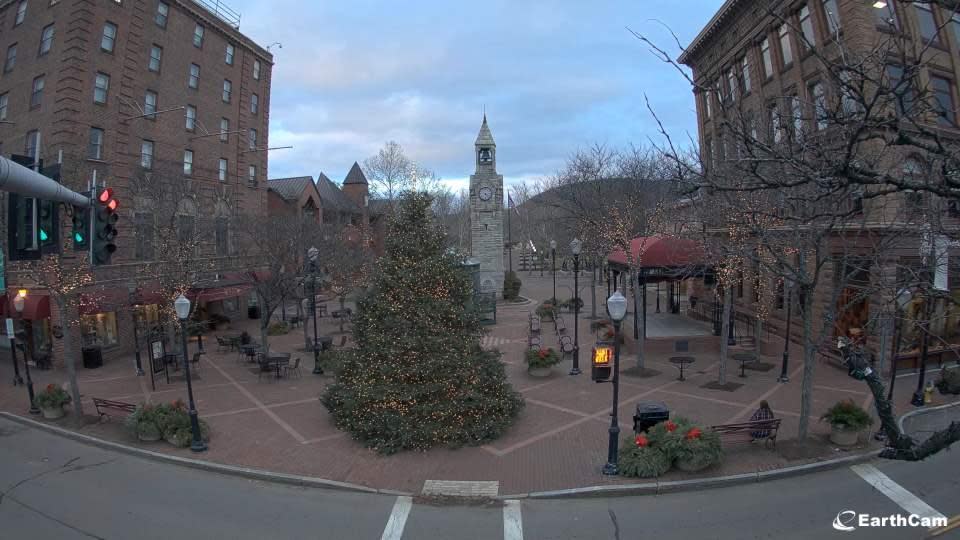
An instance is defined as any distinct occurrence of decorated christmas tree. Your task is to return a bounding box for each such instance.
[322,192,524,454]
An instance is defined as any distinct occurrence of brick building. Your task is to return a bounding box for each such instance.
[679,0,960,371]
[0,0,272,371]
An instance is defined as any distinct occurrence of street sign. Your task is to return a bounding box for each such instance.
[5,318,14,336]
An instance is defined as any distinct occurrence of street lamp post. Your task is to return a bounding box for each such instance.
[550,240,557,302]
[778,282,793,383]
[602,291,627,476]
[174,294,207,452]
[13,290,38,414]
[308,247,323,375]
[570,238,582,376]
[7,294,23,386]
[128,285,145,376]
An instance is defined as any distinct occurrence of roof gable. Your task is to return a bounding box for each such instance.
[344,162,368,185]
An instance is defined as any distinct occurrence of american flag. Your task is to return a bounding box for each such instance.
[507,194,520,216]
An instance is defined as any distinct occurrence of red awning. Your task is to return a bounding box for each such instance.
[188,284,252,303]
[607,235,705,269]
[2,293,51,320]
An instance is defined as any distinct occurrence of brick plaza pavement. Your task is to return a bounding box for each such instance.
[1,274,957,496]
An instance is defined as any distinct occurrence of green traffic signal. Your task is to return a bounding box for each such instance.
[74,232,84,243]
[39,229,49,242]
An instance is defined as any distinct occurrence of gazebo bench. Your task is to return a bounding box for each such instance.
[710,419,781,448]
[92,397,137,421]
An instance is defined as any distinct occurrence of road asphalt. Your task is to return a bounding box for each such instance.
[1,410,957,540]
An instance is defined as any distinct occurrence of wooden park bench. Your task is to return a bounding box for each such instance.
[710,418,781,448]
[92,397,137,421]
[555,317,567,334]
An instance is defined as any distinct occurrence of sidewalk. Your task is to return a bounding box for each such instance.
[1,275,957,496]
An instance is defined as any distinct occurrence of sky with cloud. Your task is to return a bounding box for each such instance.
[230,0,724,190]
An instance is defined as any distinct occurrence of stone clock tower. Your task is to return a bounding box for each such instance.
[469,114,504,297]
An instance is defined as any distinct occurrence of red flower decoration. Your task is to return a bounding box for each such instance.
[664,420,677,432]
[685,427,702,440]
[538,350,547,359]
[635,435,649,447]
[46,384,56,392]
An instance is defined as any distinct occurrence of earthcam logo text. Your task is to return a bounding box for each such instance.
[833,510,947,531]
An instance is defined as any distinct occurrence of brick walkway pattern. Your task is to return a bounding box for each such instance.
[1,273,957,496]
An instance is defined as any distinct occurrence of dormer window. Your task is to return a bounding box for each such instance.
[479,147,492,163]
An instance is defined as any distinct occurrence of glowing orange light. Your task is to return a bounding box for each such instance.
[107,199,119,211]
[592,347,612,366]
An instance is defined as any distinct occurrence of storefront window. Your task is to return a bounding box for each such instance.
[81,312,119,347]
[223,298,237,313]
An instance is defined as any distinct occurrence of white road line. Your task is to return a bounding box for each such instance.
[851,464,947,520]
[504,500,524,540]
[381,496,413,540]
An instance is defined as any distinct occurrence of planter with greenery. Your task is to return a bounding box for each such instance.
[559,297,584,312]
[154,400,211,448]
[34,384,71,419]
[125,404,163,442]
[525,348,560,377]
[821,399,873,446]
[936,368,960,395]
[535,301,556,321]
[618,433,672,478]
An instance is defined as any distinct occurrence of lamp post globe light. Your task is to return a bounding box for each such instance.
[550,239,557,302]
[570,238,582,376]
[174,294,207,452]
[307,247,323,375]
[603,290,627,475]
[13,290,38,414]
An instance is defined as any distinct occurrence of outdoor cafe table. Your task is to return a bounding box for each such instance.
[264,352,291,379]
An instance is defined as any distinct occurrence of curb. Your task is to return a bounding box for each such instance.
[897,399,960,434]
[0,412,412,498]
[501,449,882,500]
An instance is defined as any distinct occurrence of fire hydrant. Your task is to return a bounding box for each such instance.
[924,381,935,404]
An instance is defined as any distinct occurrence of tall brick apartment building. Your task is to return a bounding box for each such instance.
[0,0,272,370]
[679,0,960,372]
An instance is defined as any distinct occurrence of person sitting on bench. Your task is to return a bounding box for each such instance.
[749,400,775,439]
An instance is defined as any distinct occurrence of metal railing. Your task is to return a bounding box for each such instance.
[192,0,240,29]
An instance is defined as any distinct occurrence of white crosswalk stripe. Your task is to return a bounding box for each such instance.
[850,464,946,521]
[481,336,515,349]
[380,496,413,540]
[503,500,524,540]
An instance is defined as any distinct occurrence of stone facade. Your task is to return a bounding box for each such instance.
[469,115,504,297]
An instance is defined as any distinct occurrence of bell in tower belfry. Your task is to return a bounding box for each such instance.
[468,114,505,298]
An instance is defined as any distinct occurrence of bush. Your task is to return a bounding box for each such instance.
[125,404,162,439]
[318,349,350,375]
[821,399,874,430]
[936,368,960,395]
[152,399,210,447]
[34,384,71,409]
[618,435,672,478]
[503,272,522,301]
[559,297,584,311]
[525,348,561,369]
[267,321,290,336]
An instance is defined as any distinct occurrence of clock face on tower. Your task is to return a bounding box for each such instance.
[478,186,493,201]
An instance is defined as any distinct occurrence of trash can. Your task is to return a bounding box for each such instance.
[81,346,103,369]
[633,401,669,433]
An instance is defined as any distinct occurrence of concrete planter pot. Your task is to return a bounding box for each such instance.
[527,366,553,378]
[138,427,162,442]
[674,456,714,473]
[40,406,65,420]
[829,424,861,446]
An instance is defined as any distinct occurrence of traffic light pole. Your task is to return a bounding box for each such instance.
[0,157,90,207]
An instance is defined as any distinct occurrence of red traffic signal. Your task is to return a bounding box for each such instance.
[98,188,114,204]
[107,198,119,211]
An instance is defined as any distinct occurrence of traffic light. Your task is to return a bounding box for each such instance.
[71,205,90,251]
[38,200,56,247]
[92,187,119,265]
[591,345,612,382]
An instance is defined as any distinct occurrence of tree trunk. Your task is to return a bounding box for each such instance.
[719,285,732,385]
[797,287,816,440]
[57,297,83,420]
[631,268,645,371]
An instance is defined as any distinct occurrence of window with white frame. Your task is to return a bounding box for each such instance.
[741,57,751,93]
[225,43,234,65]
[141,140,154,169]
[218,158,227,181]
[185,104,196,130]
[251,93,258,114]
[799,5,815,48]
[149,45,162,72]
[220,118,229,142]
[253,60,261,80]
[4,44,16,72]
[39,24,54,55]
[101,22,116,52]
[761,38,773,78]
[30,75,44,108]
[810,81,827,130]
[88,127,104,160]
[249,128,257,150]
[222,79,232,102]
[0,93,8,121]
[822,0,841,35]
[193,24,204,47]
[248,164,256,184]
[14,1,27,26]
[183,149,193,175]
[94,72,109,104]
[778,24,793,66]
[155,1,168,28]
[144,90,157,119]
[189,63,200,89]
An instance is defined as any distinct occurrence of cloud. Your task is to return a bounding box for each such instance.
[226,0,725,183]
